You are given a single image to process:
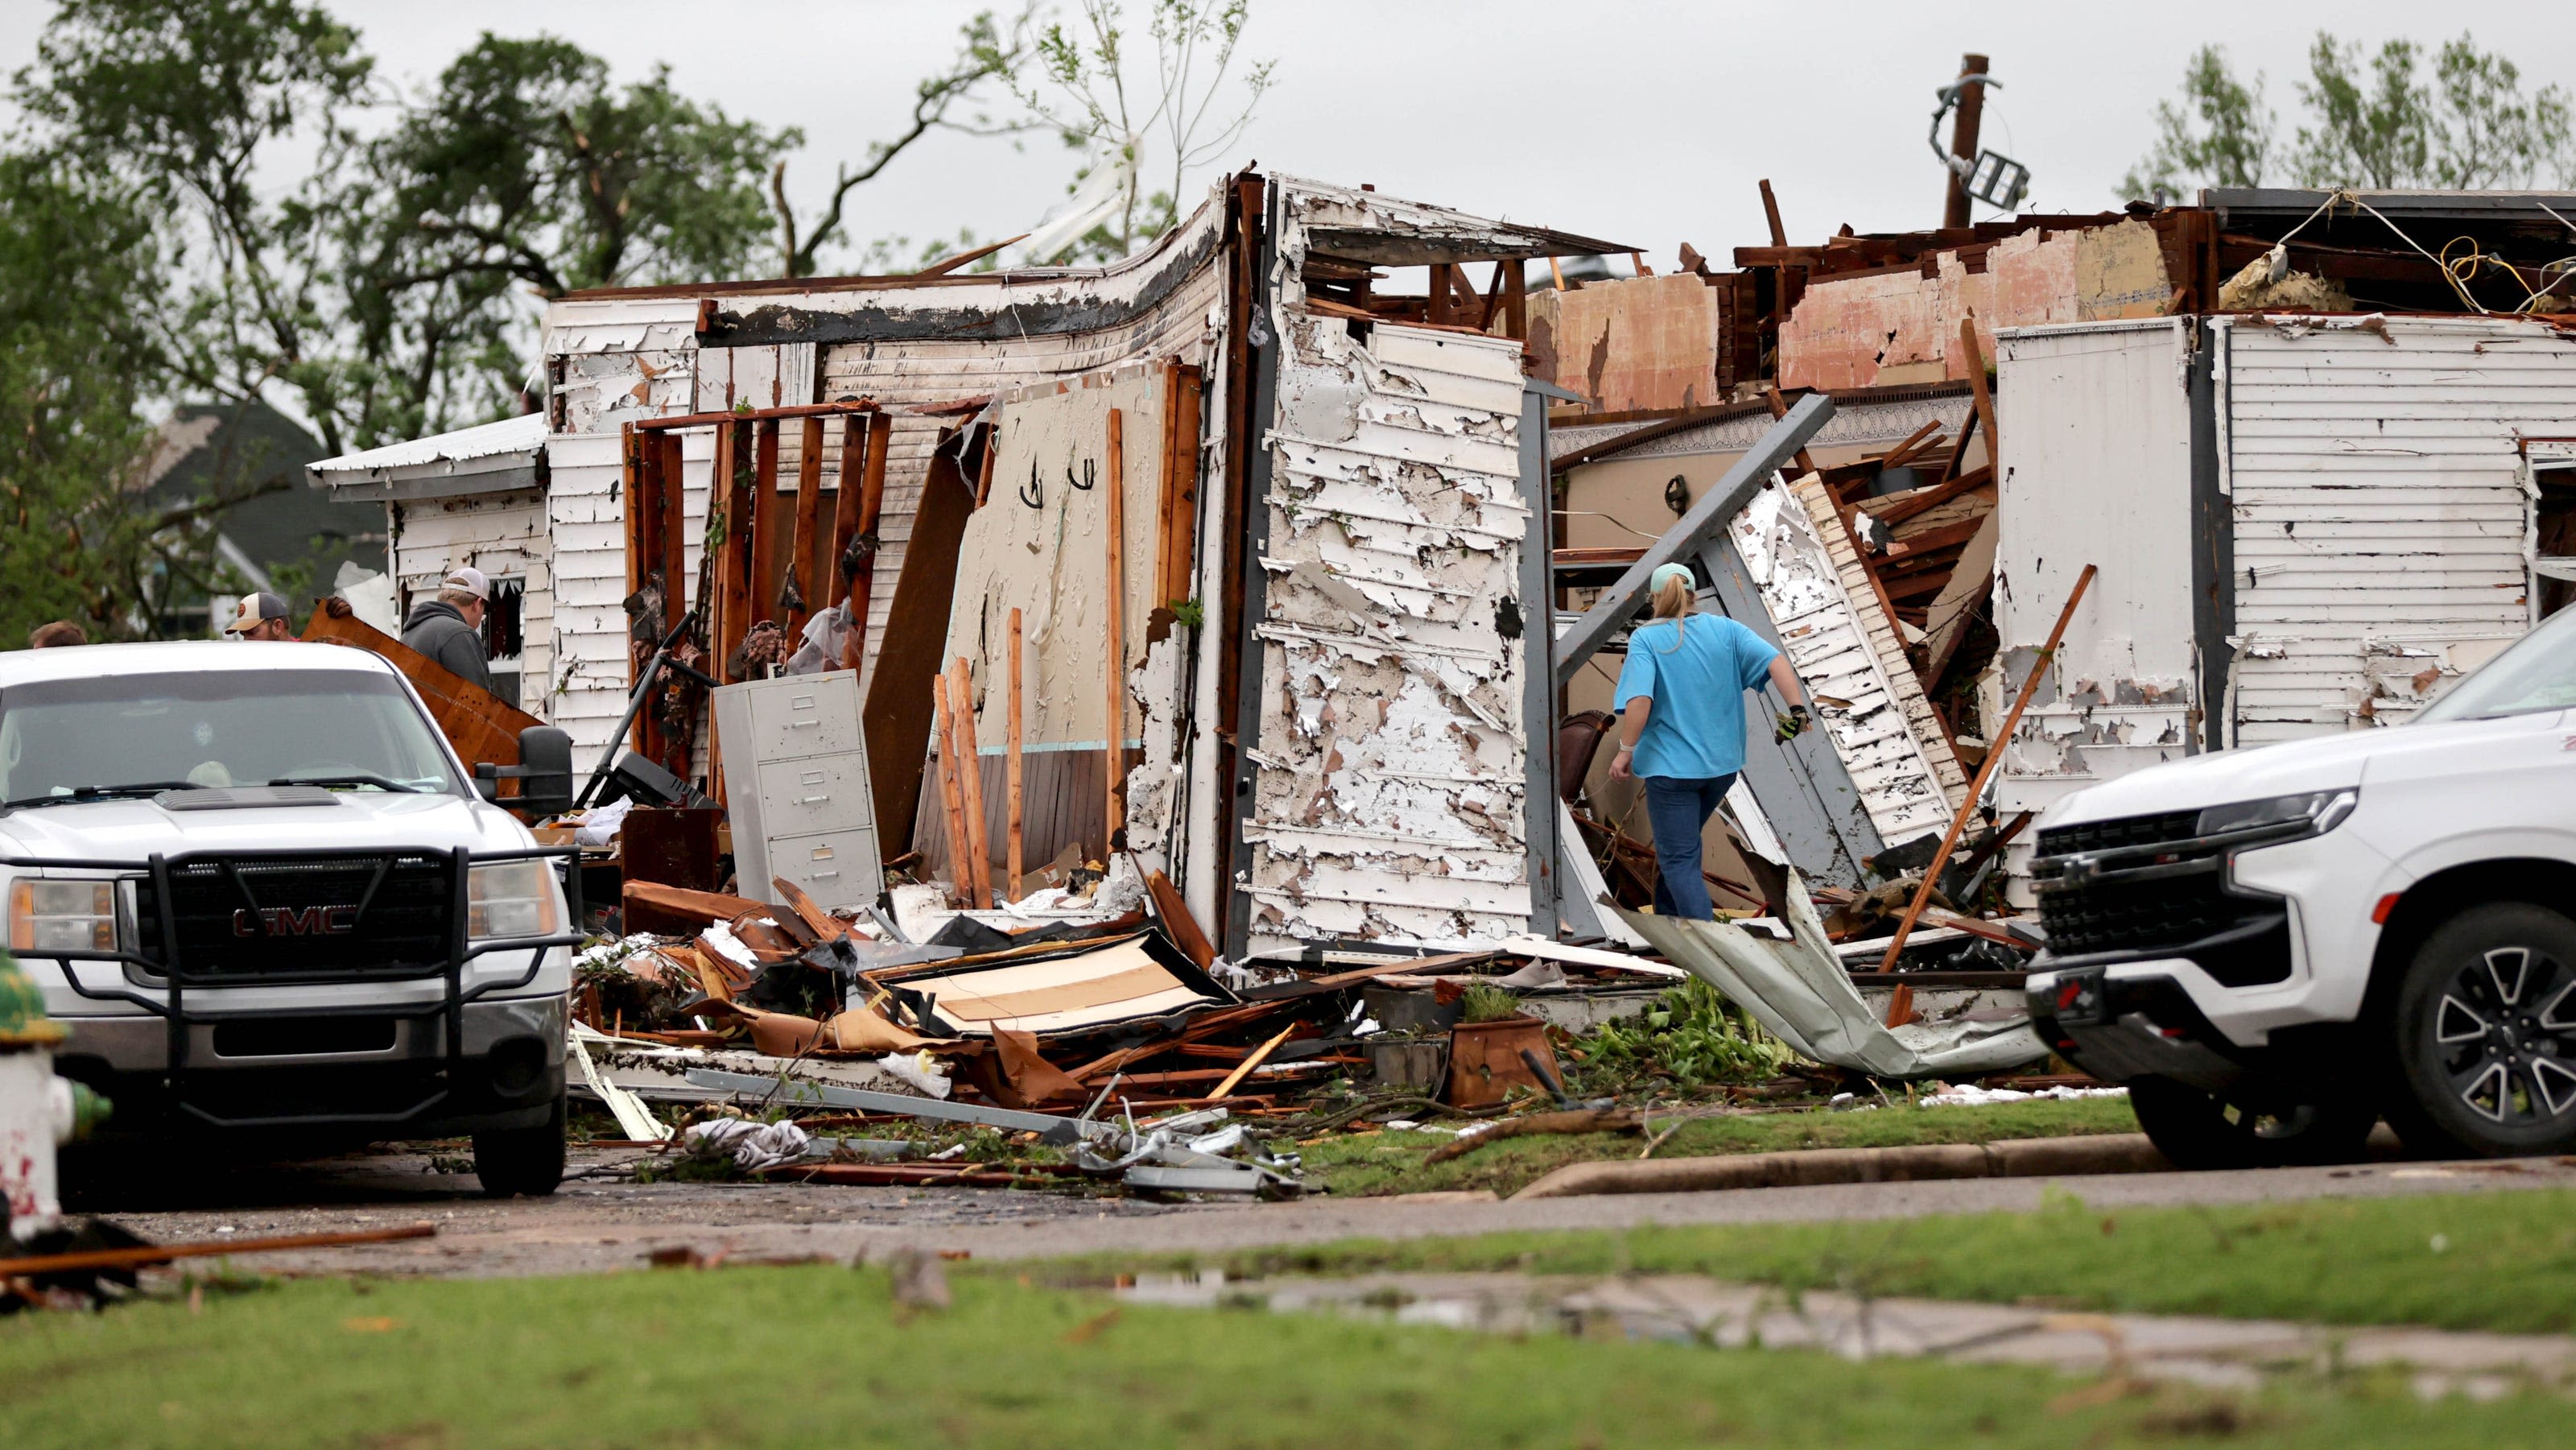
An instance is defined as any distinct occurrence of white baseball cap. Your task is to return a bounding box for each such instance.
[221,591,291,635]
[441,565,491,601]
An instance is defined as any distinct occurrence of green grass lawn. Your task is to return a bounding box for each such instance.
[1048,1184,2576,1336]
[1,1262,2567,1449]
[1302,1095,2140,1198]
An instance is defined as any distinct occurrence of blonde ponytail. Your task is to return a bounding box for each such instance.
[1651,572,1694,651]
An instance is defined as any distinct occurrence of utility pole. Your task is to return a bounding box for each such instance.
[1942,53,1989,229]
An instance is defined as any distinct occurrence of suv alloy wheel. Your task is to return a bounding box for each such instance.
[2390,903,2576,1157]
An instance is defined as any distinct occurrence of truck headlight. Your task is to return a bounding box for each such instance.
[2196,788,2358,841]
[7,880,117,953]
[467,860,560,942]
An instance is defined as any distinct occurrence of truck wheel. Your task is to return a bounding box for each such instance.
[2388,903,2576,1159]
[473,1093,567,1198]
[2127,1076,2374,1170]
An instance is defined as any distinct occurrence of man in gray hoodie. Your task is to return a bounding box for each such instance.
[402,565,494,694]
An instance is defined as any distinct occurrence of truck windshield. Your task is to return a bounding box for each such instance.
[2416,606,2576,725]
[0,670,464,803]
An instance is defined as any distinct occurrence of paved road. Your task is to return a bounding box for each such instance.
[60,1141,2576,1281]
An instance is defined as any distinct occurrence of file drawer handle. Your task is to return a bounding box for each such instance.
[807,869,840,879]
[796,794,832,805]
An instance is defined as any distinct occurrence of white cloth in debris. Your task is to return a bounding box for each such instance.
[786,603,851,676]
[1922,1084,2130,1108]
[683,1117,811,1171]
[1615,877,2046,1080]
[876,1050,953,1100]
[573,797,632,847]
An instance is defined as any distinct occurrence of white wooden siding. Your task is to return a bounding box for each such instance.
[2220,315,2574,739]
[387,488,552,716]
[1992,318,2199,822]
[1238,181,1540,955]
[1731,477,1965,845]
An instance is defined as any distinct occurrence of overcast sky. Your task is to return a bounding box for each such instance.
[2,0,2568,276]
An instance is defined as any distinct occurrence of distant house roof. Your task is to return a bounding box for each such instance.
[307,411,549,501]
[144,401,386,601]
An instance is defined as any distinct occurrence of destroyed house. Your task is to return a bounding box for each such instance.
[1521,188,2576,899]
[317,172,1631,962]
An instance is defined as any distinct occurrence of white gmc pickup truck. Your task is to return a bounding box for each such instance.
[1,641,580,1196]
[2025,605,2576,1169]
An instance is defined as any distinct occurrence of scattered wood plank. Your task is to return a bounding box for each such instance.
[1422,1108,1642,1165]
[786,415,826,637]
[1006,606,1026,903]
[1104,407,1127,852]
[1208,1024,1297,1101]
[0,1224,436,1278]
[932,675,975,899]
[300,604,539,781]
[1146,869,1216,969]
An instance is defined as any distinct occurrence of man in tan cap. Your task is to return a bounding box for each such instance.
[220,592,295,642]
[401,565,493,692]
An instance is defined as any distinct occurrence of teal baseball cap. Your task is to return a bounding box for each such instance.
[1649,563,1694,594]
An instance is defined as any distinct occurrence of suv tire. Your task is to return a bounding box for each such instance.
[2388,902,2576,1159]
[473,1093,567,1198]
[2127,1076,2374,1170]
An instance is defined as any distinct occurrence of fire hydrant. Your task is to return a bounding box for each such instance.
[1,948,111,1242]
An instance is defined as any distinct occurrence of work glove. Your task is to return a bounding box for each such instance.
[1774,704,1812,742]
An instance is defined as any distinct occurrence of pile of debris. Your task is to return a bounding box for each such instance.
[568,817,2054,1197]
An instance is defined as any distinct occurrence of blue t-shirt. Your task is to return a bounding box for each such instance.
[1612,613,1781,779]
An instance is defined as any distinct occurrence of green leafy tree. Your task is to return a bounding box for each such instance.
[2,0,1072,637]
[344,35,793,441]
[2123,45,2276,200]
[2125,31,2573,199]
[15,0,374,454]
[0,156,254,643]
[1015,0,1274,262]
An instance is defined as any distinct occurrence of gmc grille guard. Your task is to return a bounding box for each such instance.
[0,844,584,1130]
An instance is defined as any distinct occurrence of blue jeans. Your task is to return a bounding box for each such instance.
[1641,773,1738,921]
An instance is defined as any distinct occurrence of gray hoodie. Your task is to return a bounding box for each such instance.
[401,597,493,693]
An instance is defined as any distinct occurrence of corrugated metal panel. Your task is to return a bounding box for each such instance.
[2219,314,2571,738]
[1992,318,2199,822]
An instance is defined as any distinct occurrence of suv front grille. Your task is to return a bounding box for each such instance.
[2031,811,2291,985]
[138,852,458,981]
[2036,809,2202,858]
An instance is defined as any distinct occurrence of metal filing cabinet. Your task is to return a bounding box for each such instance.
[709,671,884,912]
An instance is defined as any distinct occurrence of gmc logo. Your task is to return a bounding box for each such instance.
[231,906,359,938]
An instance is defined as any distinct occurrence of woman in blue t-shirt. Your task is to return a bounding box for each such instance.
[1608,563,1812,919]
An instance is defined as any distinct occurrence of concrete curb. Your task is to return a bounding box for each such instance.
[1508,1133,2170,1200]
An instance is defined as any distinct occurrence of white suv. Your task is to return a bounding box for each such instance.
[1,642,580,1194]
[2025,605,2576,1167]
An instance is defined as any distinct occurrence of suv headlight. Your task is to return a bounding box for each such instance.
[7,879,118,953]
[467,860,561,942]
[2196,788,2358,841]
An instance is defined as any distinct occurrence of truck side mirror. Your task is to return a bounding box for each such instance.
[473,726,576,819]
[514,727,575,817]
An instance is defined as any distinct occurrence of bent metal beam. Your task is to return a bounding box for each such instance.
[1551,391,1836,688]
